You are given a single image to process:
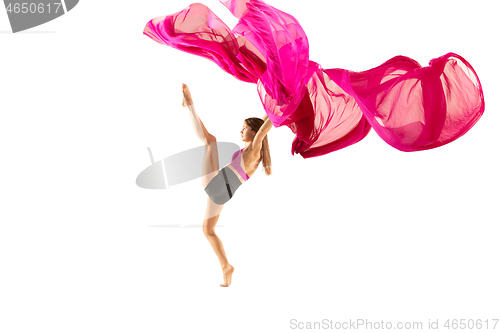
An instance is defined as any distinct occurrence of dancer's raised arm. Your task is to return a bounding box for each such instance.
[252,117,272,149]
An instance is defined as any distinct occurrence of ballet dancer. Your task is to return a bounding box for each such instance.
[144,0,484,288]
[181,83,273,287]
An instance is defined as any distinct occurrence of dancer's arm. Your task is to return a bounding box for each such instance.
[262,113,268,121]
[252,118,273,149]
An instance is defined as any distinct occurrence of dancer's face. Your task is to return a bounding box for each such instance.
[241,121,255,142]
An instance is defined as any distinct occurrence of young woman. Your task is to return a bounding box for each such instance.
[181,83,273,287]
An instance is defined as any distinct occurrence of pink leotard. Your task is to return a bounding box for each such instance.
[229,148,249,181]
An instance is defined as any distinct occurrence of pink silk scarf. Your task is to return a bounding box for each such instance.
[144,0,484,158]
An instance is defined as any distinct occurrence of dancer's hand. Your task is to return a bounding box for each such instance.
[181,83,193,107]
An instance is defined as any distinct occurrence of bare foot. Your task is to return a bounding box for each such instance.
[181,83,193,107]
[220,264,234,287]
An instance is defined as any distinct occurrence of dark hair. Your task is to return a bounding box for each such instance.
[245,117,272,176]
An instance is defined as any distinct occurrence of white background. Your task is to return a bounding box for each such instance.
[1,0,499,332]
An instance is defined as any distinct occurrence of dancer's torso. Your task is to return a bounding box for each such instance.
[226,146,261,183]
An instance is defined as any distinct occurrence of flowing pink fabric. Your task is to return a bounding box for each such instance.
[144,0,484,158]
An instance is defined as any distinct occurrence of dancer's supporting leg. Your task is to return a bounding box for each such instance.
[203,197,234,287]
[198,137,234,286]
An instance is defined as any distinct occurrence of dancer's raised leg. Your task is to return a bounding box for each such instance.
[182,83,220,187]
[182,83,213,145]
[202,197,234,287]
[201,139,220,189]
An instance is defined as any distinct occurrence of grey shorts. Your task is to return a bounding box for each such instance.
[204,166,243,205]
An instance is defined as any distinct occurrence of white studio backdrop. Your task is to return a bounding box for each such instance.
[1,0,499,332]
